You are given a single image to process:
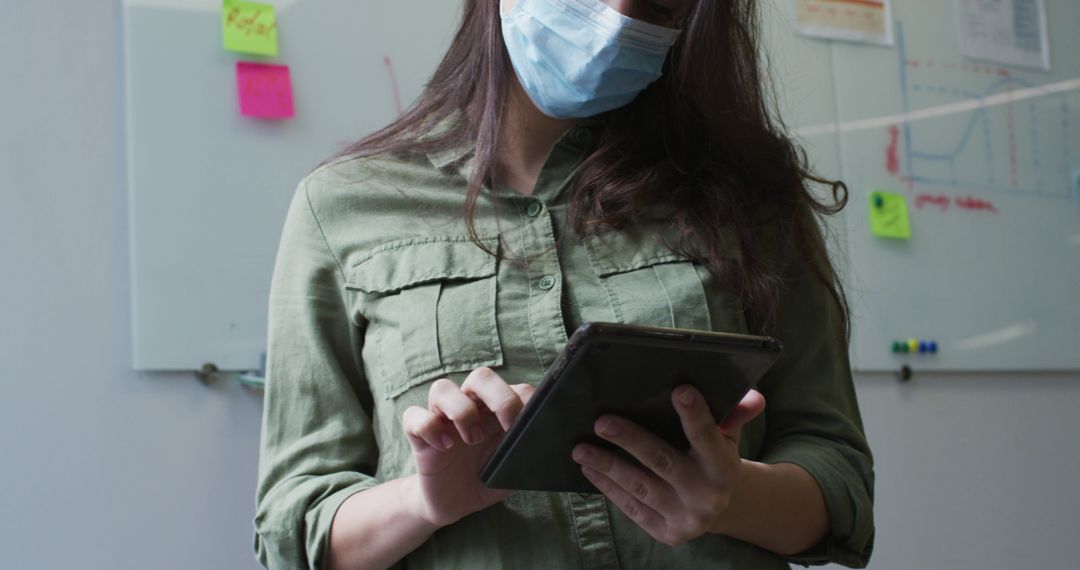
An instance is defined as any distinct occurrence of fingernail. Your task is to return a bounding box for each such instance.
[572,445,592,463]
[440,433,454,450]
[597,416,621,437]
[470,425,485,445]
[677,386,695,406]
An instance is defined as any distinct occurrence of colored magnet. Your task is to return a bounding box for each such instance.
[893,338,940,356]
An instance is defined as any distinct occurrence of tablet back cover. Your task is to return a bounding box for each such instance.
[481,326,780,493]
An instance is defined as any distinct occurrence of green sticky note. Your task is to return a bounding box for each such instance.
[868,189,911,240]
[222,0,278,57]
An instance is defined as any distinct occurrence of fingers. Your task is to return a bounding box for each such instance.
[572,442,707,548]
[402,405,456,452]
[572,441,680,516]
[426,368,534,447]
[461,367,528,431]
[717,389,766,438]
[587,414,703,493]
[428,378,497,446]
[579,464,676,545]
[582,458,716,547]
[673,385,765,449]
[672,385,723,458]
[509,383,536,406]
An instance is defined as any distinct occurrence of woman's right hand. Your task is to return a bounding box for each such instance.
[401,366,535,527]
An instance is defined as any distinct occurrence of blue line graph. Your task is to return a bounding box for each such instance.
[909,77,1033,161]
[895,21,1075,204]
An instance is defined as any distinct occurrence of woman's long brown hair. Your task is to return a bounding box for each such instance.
[326,0,850,340]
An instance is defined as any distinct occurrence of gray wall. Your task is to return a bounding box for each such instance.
[0,2,264,569]
[1,2,1075,569]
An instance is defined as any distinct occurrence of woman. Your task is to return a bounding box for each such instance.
[254,0,874,569]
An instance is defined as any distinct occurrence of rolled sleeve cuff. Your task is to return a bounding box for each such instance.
[304,477,383,570]
[760,436,875,568]
[255,475,382,570]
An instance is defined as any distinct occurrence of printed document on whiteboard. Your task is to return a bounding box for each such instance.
[791,0,894,46]
[954,0,1050,70]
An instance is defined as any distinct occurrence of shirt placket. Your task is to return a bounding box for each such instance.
[567,491,622,570]
[513,185,569,371]
[518,130,621,570]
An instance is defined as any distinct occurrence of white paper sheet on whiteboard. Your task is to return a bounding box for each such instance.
[791,0,894,46]
[954,0,1051,71]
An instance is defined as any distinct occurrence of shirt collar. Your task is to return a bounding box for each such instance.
[427,147,471,170]
[421,111,472,169]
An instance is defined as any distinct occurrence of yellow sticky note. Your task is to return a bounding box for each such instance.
[222,0,278,57]
[869,189,911,240]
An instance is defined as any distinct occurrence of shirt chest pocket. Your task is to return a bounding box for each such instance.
[345,236,504,399]
[583,226,739,332]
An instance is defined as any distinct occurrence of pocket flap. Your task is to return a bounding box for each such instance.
[583,224,739,277]
[346,236,499,293]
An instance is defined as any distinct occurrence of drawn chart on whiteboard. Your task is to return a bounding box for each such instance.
[891,22,1076,215]
[822,3,1080,372]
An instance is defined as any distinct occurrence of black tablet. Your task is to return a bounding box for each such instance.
[479,322,783,494]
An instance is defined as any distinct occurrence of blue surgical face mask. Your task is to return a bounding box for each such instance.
[501,0,683,119]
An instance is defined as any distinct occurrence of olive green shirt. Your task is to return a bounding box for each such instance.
[253,120,874,570]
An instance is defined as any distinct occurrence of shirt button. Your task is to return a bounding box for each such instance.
[538,275,556,290]
[525,201,543,217]
[572,127,591,142]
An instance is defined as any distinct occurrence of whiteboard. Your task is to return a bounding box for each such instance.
[127,0,1080,373]
[125,0,459,370]
[790,0,1080,371]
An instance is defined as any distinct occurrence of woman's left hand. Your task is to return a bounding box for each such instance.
[571,385,766,547]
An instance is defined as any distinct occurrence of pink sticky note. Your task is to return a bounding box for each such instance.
[236,62,294,119]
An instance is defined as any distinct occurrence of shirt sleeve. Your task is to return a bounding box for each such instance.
[751,255,876,568]
[253,179,381,570]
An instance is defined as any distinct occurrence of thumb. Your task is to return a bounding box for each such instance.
[718,389,766,439]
